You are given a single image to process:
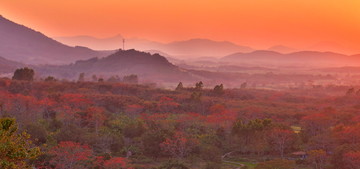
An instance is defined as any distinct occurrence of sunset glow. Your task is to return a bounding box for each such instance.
[1,0,360,53]
[3,1,360,168]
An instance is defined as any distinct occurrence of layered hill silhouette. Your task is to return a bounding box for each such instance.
[159,39,253,57]
[0,15,109,65]
[56,35,253,58]
[55,35,127,50]
[268,45,297,54]
[36,49,196,82]
[222,50,360,67]
[0,55,23,74]
[316,66,360,73]
[3,15,360,86]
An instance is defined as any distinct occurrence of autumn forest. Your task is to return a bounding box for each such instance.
[2,1,360,168]
[2,66,360,168]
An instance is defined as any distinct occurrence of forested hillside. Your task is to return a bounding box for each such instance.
[1,70,360,168]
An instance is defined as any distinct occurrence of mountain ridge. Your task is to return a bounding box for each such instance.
[0,15,109,65]
[55,35,254,57]
[35,49,197,82]
[222,50,360,67]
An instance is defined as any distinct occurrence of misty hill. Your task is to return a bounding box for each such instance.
[222,50,360,67]
[145,50,173,58]
[316,66,360,73]
[162,39,253,57]
[176,63,274,73]
[0,16,109,65]
[22,49,338,87]
[224,50,284,60]
[36,49,196,82]
[0,55,23,74]
[56,35,253,58]
[55,35,126,50]
[268,45,297,54]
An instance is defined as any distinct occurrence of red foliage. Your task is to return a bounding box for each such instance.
[206,109,237,128]
[126,104,144,115]
[344,151,360,169]
[0,91,43,123]
[54,94,94,126]
[84,106,107,133]
[175,112,204,124]
[103,157,131,169]
[160,131,199,158]
[93,156,105,168]
[158,96,180,113]
[335,124,360,144]
[49,141,93,169]
[351,115,360,123]
[208,104,226,114]
[58,93,93,110]
[301,113,333,137]
[141,113,170,122]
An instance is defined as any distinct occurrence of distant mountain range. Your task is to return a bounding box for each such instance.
[268,45,297,54]
[54,35,128,50]
[0,15,110,65]
[55,35,254,58]
[222,50,360,67]
[55,35,359,58]
[316,66,360,73]
[35,50,333,86]
[2,15,360,85]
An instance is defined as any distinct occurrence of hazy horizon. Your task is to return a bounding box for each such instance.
[1,0,360,54]
[3,1,360,169]
[52,34,353,55]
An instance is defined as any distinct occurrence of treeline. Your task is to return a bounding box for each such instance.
[2,68,360,168]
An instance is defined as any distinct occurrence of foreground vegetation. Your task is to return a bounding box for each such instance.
[2,68,360,168]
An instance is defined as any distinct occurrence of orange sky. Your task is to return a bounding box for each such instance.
[1,0,359,54]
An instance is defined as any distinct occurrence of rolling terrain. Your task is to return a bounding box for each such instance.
[0,15,110,65]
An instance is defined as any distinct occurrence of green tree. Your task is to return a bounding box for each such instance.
[44,76,57,82]
[190,91,202,102]
[232,119,272,143]
[0,118,41,168]
[12,67,35,81]
[175,82,184,91]
[255,159,295,169]
[213,84,224,95]
[123,74,138,84]
[92,74,98,82]
[142,130,167,159]
[78,72,85,82]
[203,162,222,169]
[195,81,203,90]
[347,88,355,95]
[158,160,189,169]
[307,149,327,169]
[240,82,247,89]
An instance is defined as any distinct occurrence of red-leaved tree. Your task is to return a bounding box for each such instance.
[344,151,360,169]
[48,141,93,169]
[160,131,198,158]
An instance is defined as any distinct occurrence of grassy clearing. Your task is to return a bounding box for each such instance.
[223,160,257,169]
[291,125,302,133]
[223,161,242,167]
[239,161,257,169]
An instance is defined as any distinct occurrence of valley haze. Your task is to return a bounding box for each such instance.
[1,1,360,168]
